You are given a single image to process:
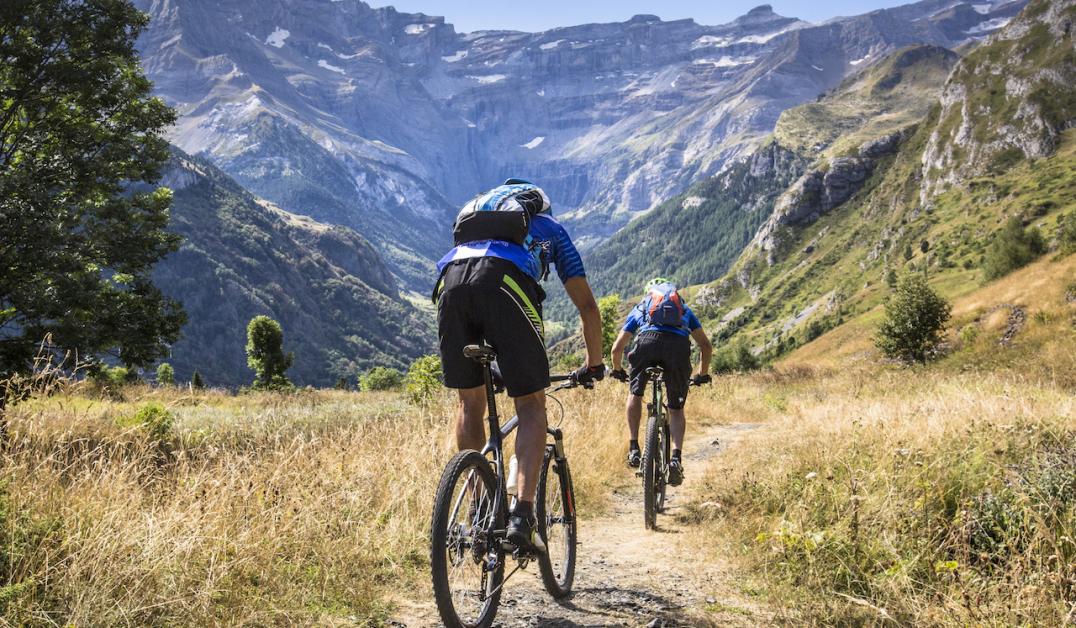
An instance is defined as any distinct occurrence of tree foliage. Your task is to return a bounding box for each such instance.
[981,216,1046,281]
[359,366,403,392]
[875,273,951,363]
[245,316,293,390]
[405,355,442,406]
[155,362,174,386]
[0,0,184,379]
[597,294,621,360]
[191,370,205,389]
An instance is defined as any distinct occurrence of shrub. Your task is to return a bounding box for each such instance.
[1058,211,1076,255]
[875,273,951,363]
[245,316,293,390]
[90,365,128,389]
[981,216,1046,281]
[115,402,174,442]
[404,355,443,405]
[155,363,174,386]
[712,339,760,373]
[359,367,403,392]
[191,370,205,389]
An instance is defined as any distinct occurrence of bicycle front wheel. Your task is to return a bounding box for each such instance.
[536,446,577,598]
[641,413,664,530]
[430,450,505,628]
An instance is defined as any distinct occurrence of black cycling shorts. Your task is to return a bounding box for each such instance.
[436,257,550,397]
[628,331,692,409]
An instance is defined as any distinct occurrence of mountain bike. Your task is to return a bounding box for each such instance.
[621,366,700,530]
[430,344,590,628]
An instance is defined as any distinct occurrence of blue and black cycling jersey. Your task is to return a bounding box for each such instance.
[623,301,702,338]
[437,214,586,285]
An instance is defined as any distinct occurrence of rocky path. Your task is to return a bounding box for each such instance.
[393,422,766,627]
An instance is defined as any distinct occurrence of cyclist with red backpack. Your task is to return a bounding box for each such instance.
[433,179,605,554]
[609,278,712,485]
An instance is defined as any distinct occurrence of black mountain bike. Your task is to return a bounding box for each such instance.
[627,366,700,530]
[430,344,590,628]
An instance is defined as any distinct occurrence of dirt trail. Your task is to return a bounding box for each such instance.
[393,422,767,627]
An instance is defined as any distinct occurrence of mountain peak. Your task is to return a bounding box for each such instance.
[627,14,662,24]
[735,4,789,26]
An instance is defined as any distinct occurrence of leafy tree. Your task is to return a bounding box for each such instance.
[597,294,621,360]
[405,355,442,406]
[245,316,293,390]
[875,273,951,363]
[0,0,184,380]
[191,370,205,389]
[981,216,1046,281]
[359,366,403,391]
[155,362,174,386]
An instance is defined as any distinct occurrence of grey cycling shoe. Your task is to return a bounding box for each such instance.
[627,448,641,468]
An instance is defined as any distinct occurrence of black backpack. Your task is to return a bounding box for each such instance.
[453,180,550,246]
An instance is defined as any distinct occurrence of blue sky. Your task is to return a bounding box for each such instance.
[367,1,913,32]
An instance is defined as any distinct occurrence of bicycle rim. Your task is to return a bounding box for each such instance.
[537,448,577,597]
[431,451,504,628]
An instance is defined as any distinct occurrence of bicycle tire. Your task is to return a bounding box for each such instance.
[536,446,577,598]
[431,450,505,628]
[656,422,669,512]
[642,413,661,530]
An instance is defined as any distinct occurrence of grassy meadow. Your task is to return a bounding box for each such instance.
[0,254,1072,626]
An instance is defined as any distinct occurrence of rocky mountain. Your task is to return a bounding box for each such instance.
[583,44,959,300]
[134,0,1025,275]
[155,149,434,387]
[678,0,1074,360]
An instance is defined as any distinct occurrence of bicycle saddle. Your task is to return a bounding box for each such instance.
[463,344,497,362]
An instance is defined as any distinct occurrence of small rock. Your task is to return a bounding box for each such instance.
[706,596,717,604]
[805,471,818,480]
[647,619,664,628]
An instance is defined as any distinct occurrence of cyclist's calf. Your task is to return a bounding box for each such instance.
[456,386,488,451]
[513,391,547,506]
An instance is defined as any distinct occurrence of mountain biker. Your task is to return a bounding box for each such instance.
[434,178,605,554]
[609,278,712,486]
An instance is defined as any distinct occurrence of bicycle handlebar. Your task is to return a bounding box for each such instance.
[548,373,594,391]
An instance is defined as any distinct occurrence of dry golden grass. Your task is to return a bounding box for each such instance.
[686,307,1076,625]
[0,376,659,625]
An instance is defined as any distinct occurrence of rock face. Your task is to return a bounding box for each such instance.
[920,0,1076,203]
[755,156,874,255]
[134,0,1027,279]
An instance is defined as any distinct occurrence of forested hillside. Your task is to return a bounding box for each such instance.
[155,150,435,387]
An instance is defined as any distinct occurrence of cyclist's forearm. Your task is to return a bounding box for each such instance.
[579,305,604,366]
[692,328,713,375]
[611,330,632,370]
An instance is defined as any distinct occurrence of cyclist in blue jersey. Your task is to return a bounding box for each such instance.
[608,278,712,486]
[433,179,605,554]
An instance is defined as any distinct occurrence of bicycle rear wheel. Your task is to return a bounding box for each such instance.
[431,450,505,628]
[641,413,664,530]
[536,446,577,598]
[656,422,670,512]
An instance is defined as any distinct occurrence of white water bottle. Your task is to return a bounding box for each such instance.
[506,455,519,496]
